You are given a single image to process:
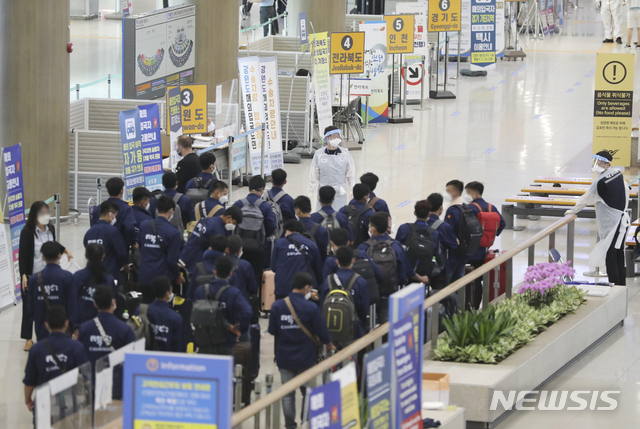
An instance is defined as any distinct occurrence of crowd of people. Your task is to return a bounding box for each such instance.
[19,131,506,428]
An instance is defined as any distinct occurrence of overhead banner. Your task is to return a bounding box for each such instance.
[138,104,163,191]
[360,21,389,123]
[308,380,342,429]
[238,56,268,176]
[260,56,283,172]
[3,144,24,301]
[470,0,496,71]
[330,32,366,75]
[384,15,415,54]
[122,352,233,429]
[365,343,392,429]
[593,53,634,166]
[330,362,362,429]
[166,86,182,170]
[311,32,333,136]
[299,12,309,52]
[118,108,145,202]
[396,1,429,57]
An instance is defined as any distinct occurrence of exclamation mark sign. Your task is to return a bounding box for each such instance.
[613,64,617,81]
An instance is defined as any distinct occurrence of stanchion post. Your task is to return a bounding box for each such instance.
[228,136,235,204]
[234,364,243,412]
[76,84,80,100]
[414,55,431,111]
[54,194,61,242]
[402,62,408,117]
[108,74,111,99]
[260,127,266,179]
[265,374,273,429]
[364,70,370,128]
[443,35,450,91]
[430,302,440,350]
[96,177,102,202]
[253,380,262,429]
[456,30,461,78]
[284,12,288,36]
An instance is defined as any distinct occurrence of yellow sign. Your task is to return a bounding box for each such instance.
[428,0,461,32]
[330,32,366,74]
[166,84,208,134]
[384,15,415,54]
[593,53,634,167]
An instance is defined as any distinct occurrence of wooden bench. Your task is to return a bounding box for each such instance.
[534,176,638,186]
[502,196,596,230]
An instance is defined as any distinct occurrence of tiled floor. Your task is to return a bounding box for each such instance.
[4,0,640,427]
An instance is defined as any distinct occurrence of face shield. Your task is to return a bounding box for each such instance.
[324,129,344,148]
[591,154,610,174]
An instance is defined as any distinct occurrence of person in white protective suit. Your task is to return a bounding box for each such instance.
[598,0,625,44]
[308,126,356,211]
[566,151,630,285]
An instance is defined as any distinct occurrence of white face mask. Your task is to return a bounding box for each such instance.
[110,216,117,226]
[443,193,453,203]
[37,214,50,225]
[304,292,312,300]
[238,250,243,259]
[145,202,151,211]
[225,223,236,231]
[219,195,228,205]
[463,194,473,204]
[329,138,342,148]
[168,293,175,302]
[592,165,605,174]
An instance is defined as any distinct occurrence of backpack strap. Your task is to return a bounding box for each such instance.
[196,262,208,277]
[195,201,207,223]
[356,205,372,217]
[204,284,211,300]
[94,317,116,352]
[272,190,286,203]
[214,284,231,301]
[367,197,380,210]
[173,193,182,204]
[207,204,224,217]
[307,222,320,237]
[431,219,444,231]
[37,272,52,309]
[471,202,484,212]
[139,303,148,318]
[150,220,167,253]
[284,296,320,345]
[319,211,328,219]
[204,178,216,189]
[43,340,67,373]
[345,273,360,293]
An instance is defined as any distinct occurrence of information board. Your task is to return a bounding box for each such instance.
[311,32,334,136]
[330,362,362,429]
[428,0,462,32]
[384,15,415,54]
[396,1,429,57]
[365,344,391,429]
[260,57,284,171]
[470,0,496,70]
[299,12,309,52]
[118,109,145,202]
[137,104,163,191]
[308,380,342,429]
[360,21,389,123]
[2,144,23,302]
[238,56,268,176]
[166,86,183,170]
[330,32,366,75]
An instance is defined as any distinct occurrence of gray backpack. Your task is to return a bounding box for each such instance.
[191,284,231,348]
[322,273,360,343]
[265,190,286,239]
[235,198,266,250]
[156,192,184,233]
[185,177,216,207]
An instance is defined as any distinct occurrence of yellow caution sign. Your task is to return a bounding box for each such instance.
[592,53,634,167]
[330,32,366,75]
[384,15,415,54]
[428,0,462,32]
[167,84,208,135]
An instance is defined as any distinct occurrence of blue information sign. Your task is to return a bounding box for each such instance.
[2,144,25,299]
[138,104,164,191]
[365,343,391,429]
[308,380,342,429]
[470,0,496,70]
[118,108,145,201]
[122,352,233,429]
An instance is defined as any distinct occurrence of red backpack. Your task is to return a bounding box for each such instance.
[472,203,501,248]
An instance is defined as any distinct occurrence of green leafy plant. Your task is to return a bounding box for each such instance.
[441,305,517,348]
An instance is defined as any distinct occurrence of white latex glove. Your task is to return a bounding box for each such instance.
[564,210,573,216]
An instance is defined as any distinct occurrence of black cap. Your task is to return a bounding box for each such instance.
[595,150,613,162]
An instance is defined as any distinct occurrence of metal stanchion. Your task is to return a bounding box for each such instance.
[96,177,102,202]
[234,364,243,412]
[54,194,61,242]
[260,127,266,180]
[108,74,111,98]
[76,84,80,100]
[402,62,408,117]
[584,232,607,277]
[430,302,440,350]
[443,35,450,90]
[414,55,431,111]
[450,31,462,79]
[228,136,235,203]
[253,380,262,429]
[283,12,288,36]
[389,57,413,123]
[430,35,455,99]
[265,374,273,429]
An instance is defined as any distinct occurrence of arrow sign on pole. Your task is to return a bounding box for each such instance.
[401,64,423,86]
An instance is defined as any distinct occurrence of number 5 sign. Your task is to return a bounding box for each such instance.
[330,32,366,75]
[428,0,462,32]
[384,15,415,54]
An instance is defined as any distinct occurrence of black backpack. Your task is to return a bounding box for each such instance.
[352,256,379,304]
[322,273,360,342]
[191,284,231,348]
[405,222,444,278]
[345,205,372,247]
[303,222,320,244]
[365,239,399,295]
[455,204,483,258]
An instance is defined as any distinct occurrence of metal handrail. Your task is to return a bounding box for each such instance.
[240,11,288,33]
[231,214,578,426]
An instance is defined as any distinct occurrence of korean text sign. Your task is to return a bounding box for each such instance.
[3,144,24,299]
[138,104,163,191]
[428,0,462,32]
[470,0,496,70]
[330,32,366,75]
[118,109,145,202]
[384,15,415,53]
[365,344,391,429]
[311,32,333,136]
[308,380,342,429]
[260,57,284,171]
[238,56,267,176]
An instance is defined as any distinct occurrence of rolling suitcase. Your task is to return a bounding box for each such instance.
[261,270,276,312]
[485,250,507,301]
[250,324,261,380]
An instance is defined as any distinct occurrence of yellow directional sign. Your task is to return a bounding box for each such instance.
[330,32,366,75]
[384,15,415,54]
[428,0,462,32]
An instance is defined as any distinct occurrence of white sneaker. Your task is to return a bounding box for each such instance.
[625,45,632,50]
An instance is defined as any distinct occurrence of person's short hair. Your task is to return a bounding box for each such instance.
[248,175,266,191]
[227,235,243,255]
[360,173,379,192]
[209,234,229,252]
[465,181,484,196]
[162,171,178,189]
[177,135,193,149]
[414,200,432,219]
[41,241,62,262]
[284,219,304,234]
[446,180,464,195]
[105,177,125,197]
[210,180,228,196]
[93,285,114,310]
[353,183,370,201]
[46,306,67,330]
[199,152,216,170]
[330,228,349,246]
[132,187,153,204]
[215,256,234,279]
[427,193,443,212]
[100,201,119,217]
[271,168,287,186]
[318,186,336,204]
[336,246,354,267]
[293,196,312,214]
[324,125,339,136]
[292,272,314,291]
[156,195,176,214]
[151,276,172,299]
[223,206,243,224]
[595,150,613,162]
[369,212,389,234]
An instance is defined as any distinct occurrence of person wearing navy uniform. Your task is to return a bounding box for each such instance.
[72,244,118,325]
[189,178,229,222]
[84,201,129,283]
[184,152,219,193]
[465,182,506,309]
[227,235,258,301]
[143,277,185,352]
[187,235,229,299]
[194,257,253,355]
[92,177,137,246]
[443,179,468,283]
[360,172,390,214]
[138,196,184,303]
[322,228,382,282]
[268,168,295,223]
[131,187,155,232]
[77,286,135,366]
[23,306,89,413]
[179,207,242,279]
[271,220,323,300]
[149,171,192,230]
[294,196,329,261]
[319,246,370,339]
[268,272,336,429]
[340,183,375,244]
[426,194,460,281]
[310,186,354,243]
[28,242,77,341]
[175,135,202,194]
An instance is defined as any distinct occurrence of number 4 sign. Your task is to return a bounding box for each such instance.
[329,32,366,75]
[428,0,461,32]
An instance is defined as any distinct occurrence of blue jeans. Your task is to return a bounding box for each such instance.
[448,258,467,283]
[279,368,316,429]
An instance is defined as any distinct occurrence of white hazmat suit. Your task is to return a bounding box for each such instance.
[600,0,625,41]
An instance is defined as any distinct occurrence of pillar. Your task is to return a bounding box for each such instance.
[287,0,347,38]
[0,1,71,212]
[185,0,240,101]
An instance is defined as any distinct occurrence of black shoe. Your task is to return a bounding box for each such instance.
[603,38,614,43]
[616,37,623,44]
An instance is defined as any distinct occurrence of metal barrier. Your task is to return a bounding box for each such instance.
[240,11,289,41]
[232,214,578,427]
[71,74,122,100]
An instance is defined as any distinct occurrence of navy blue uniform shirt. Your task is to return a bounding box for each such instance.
[92,198,137,246]
[194,279,252,348]
[299,216,329,261]
[310,205,354,243]
[340,201,375,241]
[444,205,467,263]
[320,268,370,337]
[271,233,323,296]
[597,169,627,211]
[71,268,118,325]
[28,264,77,341]
[23,332,89,387]
[358,235,416,289]
[369,192,390,214]
[161,189,192,229]
[132,205,155,235]
[143,300,185,352]
[268,292,332,371]
[190,197,225,222]
[77,312,136,365]
[138,217,183,284]
[268,187,296,223]
[229,254,258,300]
[233,193,278,238]
[83,220,129,283]
[468,198,506,261]
[179,219,210,276]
